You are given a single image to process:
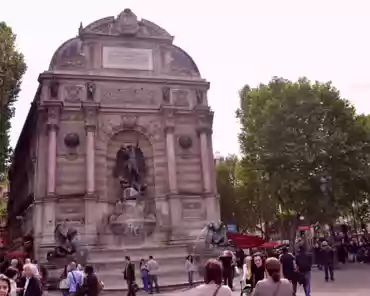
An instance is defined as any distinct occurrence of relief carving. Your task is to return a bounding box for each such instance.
[86,82,95,101]
[101,87,156,105]
[162,87,170,103]
[49,78,59,99]
[172,89,189,107]
[84,107,98,127]
[196,89,204,105]
[116,9,139,35]
[64,85,84,103]
[47,106,61,126]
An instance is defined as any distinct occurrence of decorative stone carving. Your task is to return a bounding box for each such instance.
[178,135,193,150]
[64,85,84,103]
[162,87,170,103]
[196,89,204,105]
[83,105,98,127]
[79,10,173,40]
[101,87,156,105]
[116,9,140,35]
[161,46,200,77]
[64,133,80,148]
[172,89,189,107]
[49,78,59,99]
[47,105,61,127]
[86,82,95,101]
[120,115,138,129]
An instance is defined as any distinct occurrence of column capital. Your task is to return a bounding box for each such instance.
[83,102,99,127]
[164,125,175,134]
[45,101,62,128]
[196,126,212,135]
[85,125,96,132]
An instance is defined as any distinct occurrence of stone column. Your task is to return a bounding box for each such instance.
[198,128,212,193]
[47,124,57,195]
[165,126,178,193]
[43,105,60,244]
[83,104,98,243]
[85,125,95,194]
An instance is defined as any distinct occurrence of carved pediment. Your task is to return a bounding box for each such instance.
[80,9,173,41]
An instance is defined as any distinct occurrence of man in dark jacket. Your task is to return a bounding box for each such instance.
[219,250,234,290]
[18,263,43,296]
[83,265,99,296]
[321,241,334,281]
[295,246,312,296]
[124,256,136,296]
[279,247,297,295]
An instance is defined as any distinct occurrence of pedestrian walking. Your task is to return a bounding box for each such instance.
[295,246,312,296]
[321,241,334,282]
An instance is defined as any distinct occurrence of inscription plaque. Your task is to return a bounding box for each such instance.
[103,47,153,70]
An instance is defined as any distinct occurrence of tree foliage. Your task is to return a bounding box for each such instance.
[0,22,27,180]
[217,77,370,239]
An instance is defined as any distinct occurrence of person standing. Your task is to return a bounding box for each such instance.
[124,256,136,296]
[321,241,334,282]
[219,251,234,290]
[279,247,297,295]
[252,257,293,296]
[83,266,99,296]
[147,256,160,294]
[66,262,83,296]
[18,264,43,296]
[295,246,312,296]
[185,255,196,287]
[139,259,149,292]
[251,253,266,290]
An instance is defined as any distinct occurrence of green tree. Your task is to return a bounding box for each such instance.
[236,77,370,239]
[0,22,27,180]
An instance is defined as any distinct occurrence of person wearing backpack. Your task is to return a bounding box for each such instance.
[66,262,83,296]
[295,246,312,296]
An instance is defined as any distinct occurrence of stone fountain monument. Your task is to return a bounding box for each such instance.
[8,9,220,290]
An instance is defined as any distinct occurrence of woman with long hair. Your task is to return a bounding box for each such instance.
[252,257,293,296]
[251,253,266,289]
[0,274,11,296]
[185,255,197,287]
[191,259,232,296]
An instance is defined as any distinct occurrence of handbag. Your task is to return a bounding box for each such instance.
[59,278,68,290]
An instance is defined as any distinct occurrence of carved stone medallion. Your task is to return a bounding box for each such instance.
[64,85,84,103]
[172,90,189,107]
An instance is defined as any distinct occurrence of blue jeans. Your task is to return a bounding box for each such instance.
[142,275,149,292]
[302,271,311,296]
[188,271,194,286]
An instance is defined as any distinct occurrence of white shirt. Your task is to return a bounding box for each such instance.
[24,277,30,295]
[188,283,233,296]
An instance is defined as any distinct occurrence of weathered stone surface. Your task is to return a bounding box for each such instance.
[9,8,219,290]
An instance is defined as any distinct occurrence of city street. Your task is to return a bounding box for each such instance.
[161,264,370,296]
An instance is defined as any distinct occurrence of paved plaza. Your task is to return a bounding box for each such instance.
[160,264,370,296]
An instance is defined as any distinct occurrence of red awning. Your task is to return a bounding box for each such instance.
[260,241,280,248]
[6,251,28,258]
[227,233,266,249]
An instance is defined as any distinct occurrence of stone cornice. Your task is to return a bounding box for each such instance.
[39,72,210,88]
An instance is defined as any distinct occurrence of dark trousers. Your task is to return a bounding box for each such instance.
[188,271,194,286]
[148,275,159,294]
[127,280,136,296]
[324,264,334,280]
[223,271,233,289]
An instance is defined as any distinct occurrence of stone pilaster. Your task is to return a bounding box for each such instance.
[83,103,99,243]
[165,126,178,193]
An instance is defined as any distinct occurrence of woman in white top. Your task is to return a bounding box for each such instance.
[190,259,232,296]
[241,256,253,287]
[185,255,197,287]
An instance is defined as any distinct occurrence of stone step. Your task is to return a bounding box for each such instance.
[87,244,188,260]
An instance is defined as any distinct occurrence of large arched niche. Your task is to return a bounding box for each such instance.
[106,130,154,202]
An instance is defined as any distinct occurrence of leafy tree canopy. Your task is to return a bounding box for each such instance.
[0,22,27,180]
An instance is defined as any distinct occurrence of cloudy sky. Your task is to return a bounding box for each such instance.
[2,0,370,156]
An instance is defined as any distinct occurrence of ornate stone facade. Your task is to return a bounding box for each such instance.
[8,9,219,288]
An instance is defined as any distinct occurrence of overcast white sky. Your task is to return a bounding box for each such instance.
[2,0,370,156]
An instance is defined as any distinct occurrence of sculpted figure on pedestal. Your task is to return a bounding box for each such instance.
[113,143,147,197]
